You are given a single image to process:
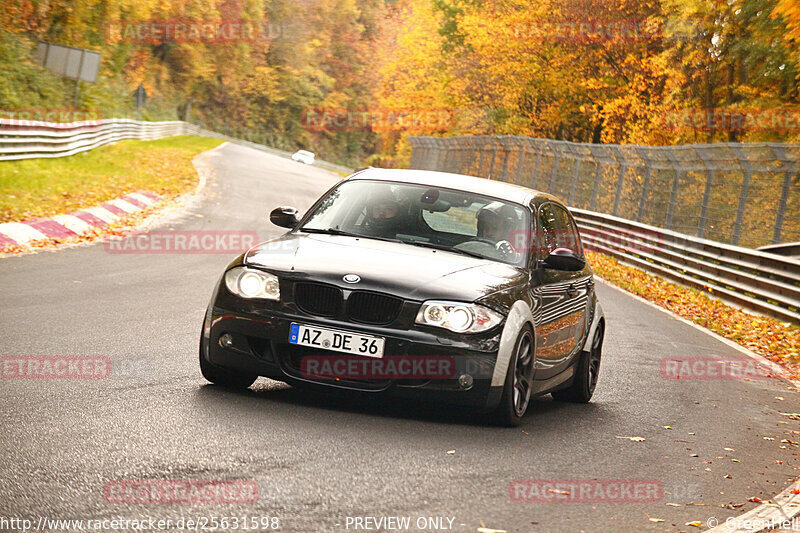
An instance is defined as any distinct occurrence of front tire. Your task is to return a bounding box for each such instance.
[492,326,535,427]
[552,322,603,403]
[199,331,257,389]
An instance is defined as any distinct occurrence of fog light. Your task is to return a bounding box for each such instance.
[458,374,473,389]
[219,333,234,348]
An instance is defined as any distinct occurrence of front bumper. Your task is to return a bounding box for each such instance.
[202,303,504,409]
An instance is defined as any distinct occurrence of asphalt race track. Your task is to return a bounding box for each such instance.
[1,142,798,533]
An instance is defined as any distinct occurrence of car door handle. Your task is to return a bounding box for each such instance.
[566,284,579,297]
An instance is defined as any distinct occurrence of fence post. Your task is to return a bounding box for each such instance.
[568,156,582,206]
[477,139,486,176]
[664,150,683,230]
[548,149,561,193]
[515,140,527,185]
[611,146,627,217]
[770,145,795,245]
[635,146,652,222]
[457,137,468,174]
[589,158,603,211]
[531,142,542,189]
[499,137,511,181]
[488,139,498,179]
[729,145,752,246]
[696,147,715,239]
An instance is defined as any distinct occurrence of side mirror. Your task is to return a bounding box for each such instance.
[270,206,300,229]
[540,248,586,271]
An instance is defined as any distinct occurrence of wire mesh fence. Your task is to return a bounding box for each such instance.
[407,135,800,248]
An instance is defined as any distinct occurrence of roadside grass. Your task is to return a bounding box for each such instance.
[586,251,800,375]
[0,135,223,223]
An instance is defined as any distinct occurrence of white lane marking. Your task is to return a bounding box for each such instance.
[83,206,119,224]
[52,214,94,235]
[0,222,48,245]
[705,479,800,532]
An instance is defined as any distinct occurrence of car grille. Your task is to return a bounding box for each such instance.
[294,282,342,317]
[347,291,403,325]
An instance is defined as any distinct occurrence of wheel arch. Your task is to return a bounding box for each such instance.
[581,300,605,353]
[490,300,536,387]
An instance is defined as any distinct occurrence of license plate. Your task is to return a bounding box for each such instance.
[289,323,384,358]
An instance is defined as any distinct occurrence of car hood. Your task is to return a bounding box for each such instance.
[245,233,527,302]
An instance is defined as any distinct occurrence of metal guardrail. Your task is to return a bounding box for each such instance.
[573,209,800,323]
[0,118,353,174]
[408,136,800,324]
[0,119,185,160]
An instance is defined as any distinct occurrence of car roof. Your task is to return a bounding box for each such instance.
[345,168,558,207]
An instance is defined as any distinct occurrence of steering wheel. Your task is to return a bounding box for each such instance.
[495,240,515,256]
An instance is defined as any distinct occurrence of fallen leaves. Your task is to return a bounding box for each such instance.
[586,251,800,374]
[615,436,646,442]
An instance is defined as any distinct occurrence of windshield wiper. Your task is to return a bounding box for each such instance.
[400,239,487,260]
[301,227,361,237]
[300,227,396,242]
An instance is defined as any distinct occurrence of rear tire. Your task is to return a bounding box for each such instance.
[199,331,257,390]
[552,322,603,403]
[492,326,535,427]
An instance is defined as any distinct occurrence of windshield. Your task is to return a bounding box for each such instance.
[299,180,529,266]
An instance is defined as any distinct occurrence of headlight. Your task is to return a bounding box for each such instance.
[224,267,280,300]
[415,301,504,333]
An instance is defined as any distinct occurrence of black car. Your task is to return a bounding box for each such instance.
[200,168,605,426]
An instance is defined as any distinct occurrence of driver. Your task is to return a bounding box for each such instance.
[477,202,515,242]
[364,188,405,238]
[476,202,519,258]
